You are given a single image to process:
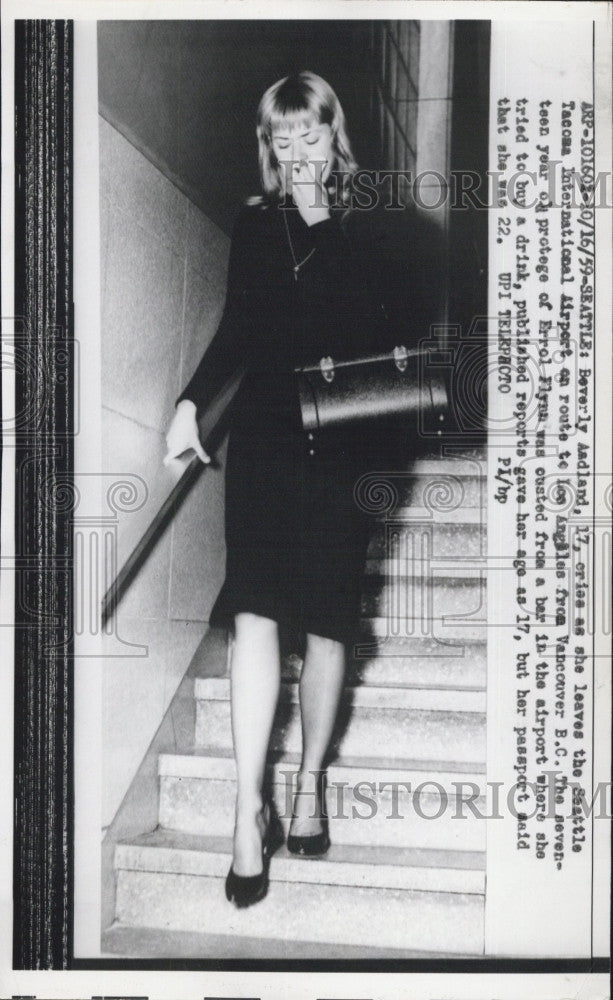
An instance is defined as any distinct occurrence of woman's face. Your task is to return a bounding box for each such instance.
[270,116,334,192]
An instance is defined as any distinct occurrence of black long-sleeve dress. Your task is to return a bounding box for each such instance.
[175,196,408,645]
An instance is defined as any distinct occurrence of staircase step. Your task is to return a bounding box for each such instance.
[195,676,485,713]
[355,453,486,524]
[283,638,487,689]
[361,576,485,617]
[195,681,485,764]
[361,615,486,642]
[367,522,485,561]
[117,830,485,892]
[372,504,485,526]
[160,748,486,790]
[364,474,485,515]
[364,560,484,579]
[379,504,485,525]
[102,923,474,959]
[114,830,485,953]
[409,455,486,477]
[158,750,487,852]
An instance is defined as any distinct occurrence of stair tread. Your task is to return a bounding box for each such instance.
[364,562,486,577]
[362,571,486,581]
[159,745,487,779]
[197,676,486,692]
[102,923,478,960]
[127,828,485,868]
[369,511,486,523]
[280,641,488,686]
[116,829,486,892]
[194,675,486,713]
[370,520,487,545]
[279,636,487,655]
[196,692,485,760]
[361,616,486,638]
[370,518,485,528]
[344,636,487,654]
[397,461,486,476]
[371,508,485,524]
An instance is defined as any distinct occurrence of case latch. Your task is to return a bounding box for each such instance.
[320,356,335,382]
[393,345,409,372]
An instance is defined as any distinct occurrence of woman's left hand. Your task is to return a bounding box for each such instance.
[290,159,331,227]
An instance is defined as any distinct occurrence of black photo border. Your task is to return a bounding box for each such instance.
[13,17,74,971]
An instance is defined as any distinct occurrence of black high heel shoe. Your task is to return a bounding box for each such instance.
[225,801,284,908]
[287,770,331,857]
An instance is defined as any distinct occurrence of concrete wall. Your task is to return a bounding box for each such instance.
[100,116,231,828]
[415,21,454,330]
[416,21,454,231]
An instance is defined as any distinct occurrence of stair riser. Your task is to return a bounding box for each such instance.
[365,560,486,580]
[361,580,486,618]
[195,702,485,764]
[367,523,485,561]
[399,456,486,476]
[159,777,487,852]
[366,474,485,512]
[115,869,484,954]
[284,642,487,689]
[346,654,486,688]
[196,678,484,713]
[361,617,486,642]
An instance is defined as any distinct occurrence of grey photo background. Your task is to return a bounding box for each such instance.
[98,17,488,841]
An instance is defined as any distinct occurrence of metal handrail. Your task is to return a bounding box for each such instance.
[101,365,247,627]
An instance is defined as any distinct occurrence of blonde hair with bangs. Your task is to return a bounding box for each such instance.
[248,70,358,208]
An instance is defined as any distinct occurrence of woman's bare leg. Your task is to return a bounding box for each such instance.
[230,611,281,875]
[289,632,346,837]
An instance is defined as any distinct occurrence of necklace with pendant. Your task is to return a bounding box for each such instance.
[283,208,316,281]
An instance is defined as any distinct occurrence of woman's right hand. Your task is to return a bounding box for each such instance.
[163,399,211,466]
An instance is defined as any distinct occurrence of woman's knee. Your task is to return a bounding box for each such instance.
[234,611,278,638]
[305,631,344,657]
